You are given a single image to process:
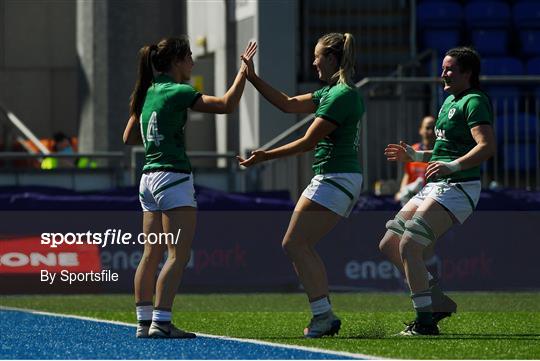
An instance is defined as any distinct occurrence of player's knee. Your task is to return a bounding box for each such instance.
[379,232,400,255]
[385,215,406,239]
[399,216,435,259]
[141,248,164,265]
[282,236,306,258]
[166,250,190,268]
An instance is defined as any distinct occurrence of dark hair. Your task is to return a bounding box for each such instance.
[52,132,71,151]
[317,32,356,86]
[129,36,191,117]
[445,47,481,89]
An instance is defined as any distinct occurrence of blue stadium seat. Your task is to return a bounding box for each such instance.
[417,1,463,28]
[487,86,521,114]
[495,113,538,144]
[482,57,524,75]
[513,1,540,29]
[520,31,540,56]
[422,30,460,55]
[482,56,524,114]
[466,1,511,28]
[526,57,540,74]
[472,30,508,55]
[503,143,539,172]
[526,58,540,100]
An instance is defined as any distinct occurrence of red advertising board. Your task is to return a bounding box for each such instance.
[0,236,101,274]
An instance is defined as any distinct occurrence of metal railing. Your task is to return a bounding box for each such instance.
[246,76,540,198]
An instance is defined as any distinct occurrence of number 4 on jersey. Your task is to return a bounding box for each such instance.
[145,111,164,146]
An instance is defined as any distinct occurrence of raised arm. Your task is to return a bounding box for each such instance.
[237,117,336,167]
[241,50,316,114]
[123,114,143,145]
[191,42,257,114]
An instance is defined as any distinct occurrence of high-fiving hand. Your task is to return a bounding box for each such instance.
[240,41,258,81]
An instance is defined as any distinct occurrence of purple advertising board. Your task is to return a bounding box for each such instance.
[1,210,538,293]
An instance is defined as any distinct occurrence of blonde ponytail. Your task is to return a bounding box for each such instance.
[339,33,355,86]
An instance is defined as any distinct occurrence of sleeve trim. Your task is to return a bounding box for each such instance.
[189,93,203,108]
[317,114,340,127]
[468,121,492,128]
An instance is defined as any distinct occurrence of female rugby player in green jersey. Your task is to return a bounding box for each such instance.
[237,33,363,338]
[123,36,257,339]
[382,47,496,336]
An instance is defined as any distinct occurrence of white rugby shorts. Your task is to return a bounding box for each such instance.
[301,173,363,217]
[139,171,197,211]
[410,180,481,224]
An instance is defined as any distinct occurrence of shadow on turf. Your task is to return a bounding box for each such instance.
[438,333,540,340]
[254,333,540,341]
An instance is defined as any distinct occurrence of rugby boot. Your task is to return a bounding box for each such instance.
[399,320,440,336]
[148,322,197,339]
[430,277,457,323]
[303,310,341,338]
[136,323,150,338]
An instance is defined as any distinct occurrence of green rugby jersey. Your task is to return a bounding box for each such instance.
[140,74,202,173]
[311,83,364,175]
[430,88,493,183]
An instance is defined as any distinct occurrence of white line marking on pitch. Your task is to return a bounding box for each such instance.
[0,306,386,360]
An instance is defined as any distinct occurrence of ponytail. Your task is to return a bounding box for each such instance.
[318,32,356,87]
[338,33,355,86]
[129,37,191,117]
[129,44,157,117]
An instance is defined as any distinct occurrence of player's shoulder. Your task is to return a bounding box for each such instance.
[326,83,360,103]
[461,89,490,104]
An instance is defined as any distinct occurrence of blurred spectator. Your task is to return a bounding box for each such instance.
[41,132,96,169]
[394,115,435,205]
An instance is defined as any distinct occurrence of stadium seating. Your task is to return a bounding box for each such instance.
[417,1,462,57]
[513,1,540,29]
[503,143,539,171]
[496,113,538,143]
[482,57,524,113]
[482,56,524,75]
[520,31,540,56]
[472,30,508,55]
[465,1,511,28]
[423,30,460,55]
[417,1,463,28]
[526,57,540,99]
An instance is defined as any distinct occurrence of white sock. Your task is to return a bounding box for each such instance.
[411,292,432,309]
[310,297,331,316]
[136,305,153,322]
[152,309,172,323]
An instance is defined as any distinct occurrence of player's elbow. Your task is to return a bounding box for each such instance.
[280,99,295,113]
[221,98,236,114]
[301,137,318,152]
[223,104,235,114]
[483,140,496,158]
